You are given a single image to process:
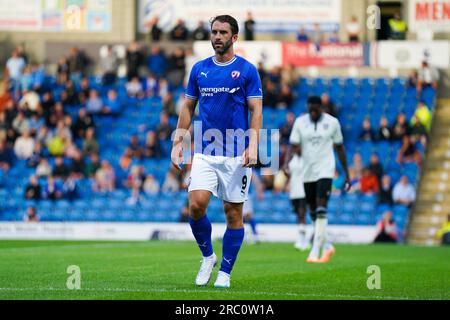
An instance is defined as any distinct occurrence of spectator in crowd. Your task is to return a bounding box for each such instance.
[126,41,144,80]
[0,139,14,171]
[43,175,62,200]
[125,77,144,98]
[41,91,56,122]
[84,153,100,178]
[347,167,361,193]
[296,27,309,42]
[36,125,52,147]
[147,17,162,42]
[411,101,432,133]
[388,12,407,40]
[82,127,99,156]
[163,92,176,116]
[57,57,69,77]
[436,214,450,245]
[378,174,394,205]
[276,84,294,109]
[393,175,416,207]
[63,173,78,200]
[14,130,34,160]
[47,102,66,128]
[27,141,45,168]
[156,112,173,141]
[70,149,85,179]
[359,117,376,142]
[191,21,209,41]
[20,66,33,91]
[170,19,189,40]
[377,116,392,141]
[158,78,170,99]
[360,168,379,195]
[12,111,30,136]
[16,45,29,65]
[78,77,91,104]
[147,45,167,78]
[263,80,278,108]
[143,174,160,195]
[128,135,143,159]
[391,113,410,141]
[166,47,186,87]
[126,165,146,204]
[100,45,118,86]
[162,171,180,193]
[244,12,256,40]
[6,50,26,82]
[24,206,39,223]
[103,89,122,115]
[346,16,361,42]
[311,23,323,50]
[368,153,383,182]
[119,147,133,172]
[374,211,398,243]
[350,152,364,179]
[29,113,45,137]
[332,170,345,195]
[73,108,94,139]
[86,89,104,114]
[410,115,428,145]
[19,89,40,112]
[25,175,41,200]
[328,30,340,43]
[397,135,422,167]
[279,112,295,145]
[145,74,158,97]
[321,93,337,117]
[67,47,89,77]
[36,157,52,178]
[417,61,439,94]
[52,156,69,179]
[408,70,419,89]
[95,160,115,192]
[143,130,163,158]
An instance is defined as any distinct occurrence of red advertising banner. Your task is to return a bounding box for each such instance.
[282,42,364,67]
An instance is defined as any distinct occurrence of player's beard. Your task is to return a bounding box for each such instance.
[212,38,233,55]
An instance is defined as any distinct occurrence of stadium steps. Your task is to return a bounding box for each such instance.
[408,99,450,245]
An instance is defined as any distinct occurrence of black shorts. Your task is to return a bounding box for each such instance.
[304,178,333,206]
[291,198,307,213]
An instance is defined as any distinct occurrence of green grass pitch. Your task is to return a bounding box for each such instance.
[0,240,448,300]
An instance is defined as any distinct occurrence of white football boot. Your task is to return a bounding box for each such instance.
[195,253,217,286]
[214,271,231,288]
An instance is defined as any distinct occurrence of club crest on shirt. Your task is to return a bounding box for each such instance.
[323,123,329,130]
[231,71,240,79]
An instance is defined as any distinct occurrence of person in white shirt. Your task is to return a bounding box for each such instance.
[14,130,35,160]
[417,60,439,96]
[392,175,416,207]
[284,96,350,263]
[6,50,26,81]
[346,16,361,42]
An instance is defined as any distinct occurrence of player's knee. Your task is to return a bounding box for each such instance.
[316,206,327,219]
[189,200,207,219]
[224,203,243,227]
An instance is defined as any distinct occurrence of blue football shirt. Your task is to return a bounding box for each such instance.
[186,55,263,157]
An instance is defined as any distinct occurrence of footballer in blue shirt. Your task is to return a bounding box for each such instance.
[171,15,263,288]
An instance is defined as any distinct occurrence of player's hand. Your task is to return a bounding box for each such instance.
[344,175,351,192]
[171,143,183,171]
[242,148,258,168]
[282,166,290,178]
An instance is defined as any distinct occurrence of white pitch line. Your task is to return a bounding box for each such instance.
[0,287,417,300]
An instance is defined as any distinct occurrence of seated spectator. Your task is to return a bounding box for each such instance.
[170,19,188,41]
[55,119,73,143]
[408,70,419,89]
[27,141,45,168]
[378,175,394,205]
[263,80,278,108]
[328,30,340,43]
[377,116,392,141]
[36,157,52,178]
[24,206,39,223]
[158,78,170,99]
[391,113,410,141]
[86,89,104,114]
[53,156,69,179]
[156,112,173,141]
[368,154,383,181]
[61,80,79,106]
[47,102,66,128]
[25,175,41,200]
[360,168,379,194]
[126,165,146,204]
[145,73,158,97]
[84,153,100,178]
[12,111,30,136]
[82,127,99,156]
[436,214,450,245]
[143,174,160,195]
[359,118,376,142]
[279,112,295,145]
[0,139,14,171]
[43,175,62,200]
[19,89,40,112]
[126,77,144,98]
[393,175,416,207]
[143,130,163,158]
[47,132,66,157]
[162,171,180,193]
[14,130,35,160]
[73,108,94,139]
[321,93,337,117]
[373,211,398,243]
[296,27,309,42]
[95,160,115,192]
[128,135,143,159]
[397,135,422,167]
[119,147,133,172]
[28,113,45,136]
[417,60,439,93]
[78,77,91,104]
[103,89,122,115]
[410,101,432,133]
[410,115,428,145]
[70,150,85,179]
[350,153,364,179]
[332,170,345,195]
[147,17,163,42]
[147,45,167,78]
[163,92,176,116]
[63,173,78,201]
[276,84,293,109]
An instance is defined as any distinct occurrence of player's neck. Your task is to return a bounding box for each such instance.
[214,50,235,64]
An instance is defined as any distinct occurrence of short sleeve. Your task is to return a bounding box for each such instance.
[289,118,301,145]
[332,119,344,145]
[245,64,263,100]
[185,63,199,100]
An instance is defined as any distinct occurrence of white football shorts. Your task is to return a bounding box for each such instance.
[188,153,252,203]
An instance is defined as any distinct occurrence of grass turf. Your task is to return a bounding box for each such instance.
[0,240,448,300]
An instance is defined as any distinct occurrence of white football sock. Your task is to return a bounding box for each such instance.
[298,223,306,244]
[310,218,327,258]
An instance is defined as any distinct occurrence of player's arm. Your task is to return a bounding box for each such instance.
[171,98,197,170]
[243,97,262,168]
[334,143,351,191]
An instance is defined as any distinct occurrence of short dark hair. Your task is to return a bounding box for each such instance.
[210,15,239,35]
[307,96,322,106]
